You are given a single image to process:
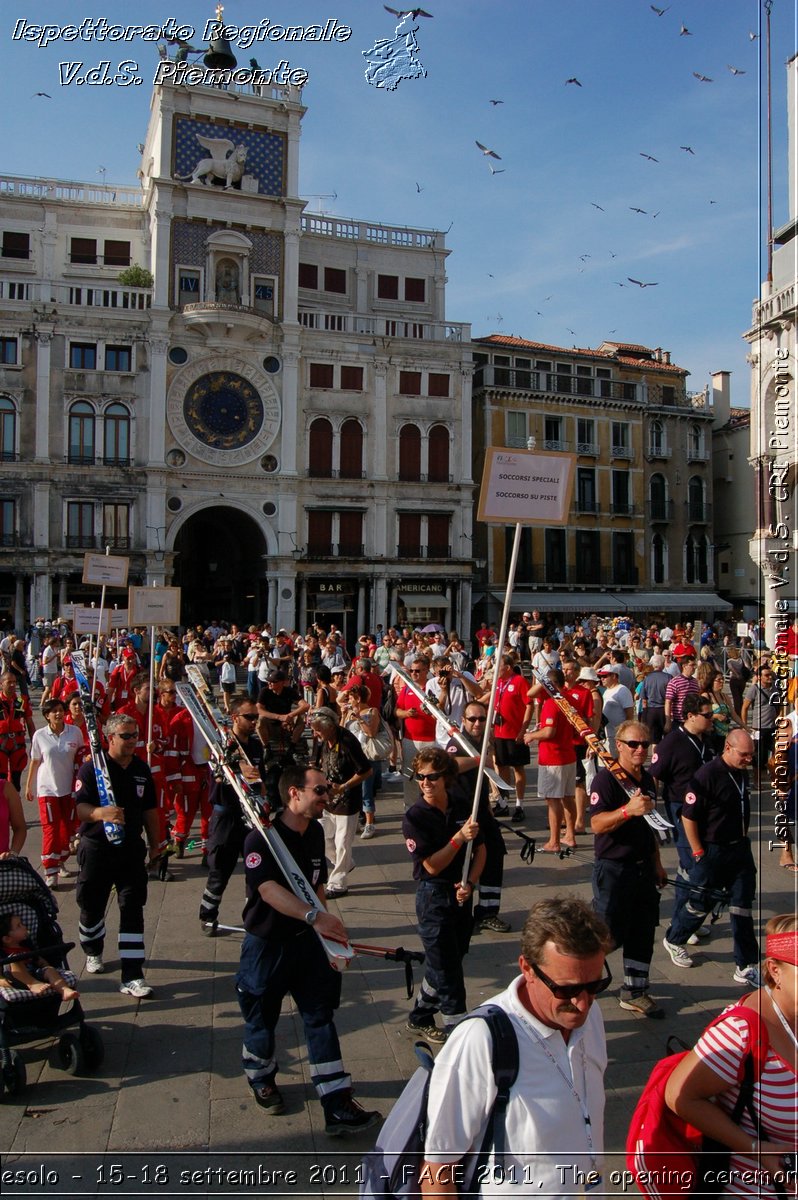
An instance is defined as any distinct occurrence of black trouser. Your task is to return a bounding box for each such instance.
[666,839,759,968]
[592,856,660,995]
[473,820,506,920]
[77,837,148,982]
[199,805,248,923]
[410,879,474,1022]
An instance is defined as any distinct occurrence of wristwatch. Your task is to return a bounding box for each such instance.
[304,909,318,925]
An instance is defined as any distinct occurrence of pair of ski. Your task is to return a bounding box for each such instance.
[528,665,672,835]
[176,679,424,988]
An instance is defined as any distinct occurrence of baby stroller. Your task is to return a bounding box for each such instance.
[0,856,103,1098]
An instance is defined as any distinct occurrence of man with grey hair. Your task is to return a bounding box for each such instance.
[74,712,160,996]
[419,896,610,1197]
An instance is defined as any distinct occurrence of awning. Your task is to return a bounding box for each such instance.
[399,592,449,606]
[493,591,733,613]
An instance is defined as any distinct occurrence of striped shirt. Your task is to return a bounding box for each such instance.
[694,1009,797,1197]
[664,674,699,723]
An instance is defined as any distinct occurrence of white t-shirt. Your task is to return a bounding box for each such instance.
[30,725,85,796]
[601,683,634,742]
[424,977,607,1198]
[42,644,59,679]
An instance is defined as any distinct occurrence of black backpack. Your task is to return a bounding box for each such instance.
[360,1005,519,1200]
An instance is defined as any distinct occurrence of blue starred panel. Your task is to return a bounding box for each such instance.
[171,220,282,301]
[174,116,285,196]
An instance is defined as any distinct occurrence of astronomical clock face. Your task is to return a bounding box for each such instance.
[166,356,281,467]
[183,372,264,451]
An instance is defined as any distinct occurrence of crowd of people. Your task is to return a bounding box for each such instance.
[0,606,796,1182]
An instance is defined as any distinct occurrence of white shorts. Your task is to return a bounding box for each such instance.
[537,762,577,799]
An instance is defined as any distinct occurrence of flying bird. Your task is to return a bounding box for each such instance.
[565,77,582,87]
[475,140,501,159]
[614,281,626,287]
[628,277,659,288]
[749,31,759,41]
[679,24,692,35]
[693,72,713,83]
[488,99,504,105]
[640,152,659,162]
[137,142,145,154]
[384,5,433,17]
[250,58,262,71]
[727,65,746,75]
[591,202,605,211]
[488,164,505,175]
[650,4,669,13]
[579,254,591,261]
[32,91,51,98]
[630,206,648,214]
[415,182,423,192]
[680,145,695,154]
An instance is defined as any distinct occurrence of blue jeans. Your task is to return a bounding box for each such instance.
[236,929,349,1109]
[666,839,759,968]
[361,759,382,813]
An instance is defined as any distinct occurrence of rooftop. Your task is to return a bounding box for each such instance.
[473,333,689,375]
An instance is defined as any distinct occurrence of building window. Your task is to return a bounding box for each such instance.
[308,417,333,477]
[399,423,421,481]
[428,424,450,482]
[493,355,511,386]
[68,401,96,465]
[339,418,363,479]
[576,365,592,396]
[576,417,595,452]
[0,498,15,546]
[649,420,664,454]
[613,532,636,584]
[338,510,363,557]
[576,530,601,583]
[70,237,97,265]
[0,337,17,365]
[505,527,534,581]
[427,513,450,558]
[399,370,422,396]
[652,533,666,584]
[687,475,705,521]
[69,342,97,369]
[105,344,132,372]
[103,503,130,549]
[404,277,425,302]
[1,231,30,260]
[597,368,613,398]
[103,239,131,267]
[544,415,563,449]
[104,403,130,465]
[554,363,572,392]
[428,372,450,397]
[576,468,597,514]
[340,365,363,391]
[545,528,567,583]
[686,533,708,584]
[323,267,346,294]
[611,421,629,451]
[66,501,95,548]
[662,385,675,404]
[377,274,399,300]
[688,423,704,459]
[309,362,334,389]
[298,262,318,289]
[398,512,422,557]
[307,510,333,556]
[178,269,200,306]
[0,397,16,461]
[507,411,527,447]
[611,470,631,515]
[252,277,275,317]
[649,473,667,520]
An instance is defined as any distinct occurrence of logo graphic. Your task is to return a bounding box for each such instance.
[362,11,427,90]
[246,852,262,868]
[590,792,600,806]
[405,838,417,853]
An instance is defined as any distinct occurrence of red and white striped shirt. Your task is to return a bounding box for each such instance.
[694,1008,797,1197]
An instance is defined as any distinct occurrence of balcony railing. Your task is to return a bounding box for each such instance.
[576,442,600,457]
[647,499,674,522]
[687,503,712,523]
[543,439,568,452]
[66,454,96,467]
[524,563,640,588]
[646,443,672,459]
[58,283,151,310]
[610,444,634,459]
[306,543,365,559]
[0,532,19,547]
[610,501,635,516]
[397,544,452,560]
[0,451,20,463]
[298,308,469,342]
[473,364,639,402]
[300,213,441,249]
[575,499,599,515]
[305,467,367,480]
[104,536,131,550]
[103,456,131,468]
[65,534,98,549]
[687,447,709,463]
[0,173,143,207]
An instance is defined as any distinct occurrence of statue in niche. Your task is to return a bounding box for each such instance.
[215,260,240,304]
[176,135,248,189]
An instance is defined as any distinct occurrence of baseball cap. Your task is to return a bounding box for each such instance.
[122,648,136,659]
[597,664,618,677]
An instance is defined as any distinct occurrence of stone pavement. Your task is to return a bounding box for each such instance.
[1,737,795,1198]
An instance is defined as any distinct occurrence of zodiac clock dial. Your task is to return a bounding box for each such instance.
[183,371,264,450]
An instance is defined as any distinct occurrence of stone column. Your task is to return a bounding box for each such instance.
[14,575,25,632]
[389,583,398,628]
[373,363,388,479]
[373,577,388,630]
[280,345,299,475]
[356,581,366,636]
[147,334,169,466]
[31,574,51,620]
[283,228,299,327]
[275,571,296,633]
[34,331,53,463]
[58,576,68,613]
[267,578,277,627]
[299,575,308,630]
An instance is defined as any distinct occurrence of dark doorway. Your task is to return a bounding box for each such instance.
[172,505,268,627]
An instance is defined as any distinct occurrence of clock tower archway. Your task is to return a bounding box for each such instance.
[171,504,269,627]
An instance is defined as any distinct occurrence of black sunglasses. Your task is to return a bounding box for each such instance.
[618,739,650,750]
[415,771,444,783]
[464,715,487,722]
[301,784,332,796]
[238,712,258,720]
[529,960,612,1000]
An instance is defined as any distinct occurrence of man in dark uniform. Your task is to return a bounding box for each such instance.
[590,719,667,1019]
[198,694,266,935]
[256,669,309,760]
[235,763,381,1135]
[74,712,160,996]
[662,729,761,987]
[447,701,510,934]
[648,692,716,879]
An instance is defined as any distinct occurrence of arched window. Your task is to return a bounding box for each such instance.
[428,423,450,482]
[399,423,421,481]
[339,418,363,479]
[104,403,130,465]
[652,533,665,584]
[649,473,667,520]
[687,475,704,521]
[69,401,95,465]
[688,423,703,459]
[649,420,663,454]
[685,533,708,584]
[0,397,16,461]
[308,417,333,477]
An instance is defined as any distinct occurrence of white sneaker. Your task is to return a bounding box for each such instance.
[733,964,762,988]
[687,925,711,945]
[662,937,693,968]
[85,955,104,974]
[360,824,375,839]
[120,978,153,998]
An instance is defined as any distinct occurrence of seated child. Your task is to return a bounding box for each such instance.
[0,913,80,1001]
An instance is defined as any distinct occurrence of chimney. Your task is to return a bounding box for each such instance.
[662,350,671,365]
[711,370,731,428]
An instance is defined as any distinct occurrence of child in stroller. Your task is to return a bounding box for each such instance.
[0,856,102,1097]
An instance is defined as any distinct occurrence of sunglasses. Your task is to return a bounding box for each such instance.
[115,732,138,741]
[301,784,332,796]
[618,739,650,750]
[529,960,612,1000]
[238,712,258,721]
[464,715,487,722]
[415,771,445,783]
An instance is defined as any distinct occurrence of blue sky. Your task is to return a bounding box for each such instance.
[2,0,795,401]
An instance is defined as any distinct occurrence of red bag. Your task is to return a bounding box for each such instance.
[626,1004,768,1199]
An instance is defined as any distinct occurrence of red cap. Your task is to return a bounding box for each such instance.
[122,648,136,659]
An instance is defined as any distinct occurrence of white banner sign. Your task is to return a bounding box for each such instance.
[128,587,182,627]
[477,447,575,525]
[72,606,112,636]
[82,552,130,588]
[110,610,130,629]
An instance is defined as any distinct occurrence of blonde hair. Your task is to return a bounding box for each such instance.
[763,912,798,986]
